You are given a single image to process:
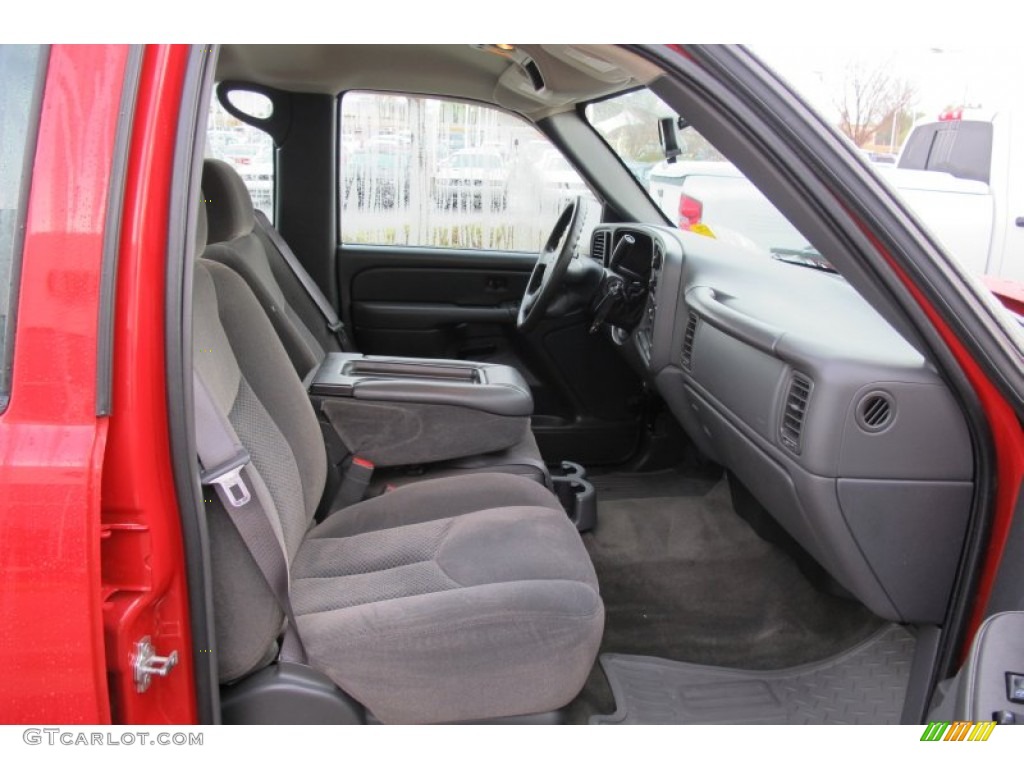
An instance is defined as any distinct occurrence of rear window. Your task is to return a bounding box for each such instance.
[898,120,993,184]
[0,45,46,411]
[206,93,275,223]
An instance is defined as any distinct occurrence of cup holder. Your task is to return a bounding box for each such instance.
[550,461,597,533]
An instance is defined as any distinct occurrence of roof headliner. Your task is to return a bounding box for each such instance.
[215,44,663,118]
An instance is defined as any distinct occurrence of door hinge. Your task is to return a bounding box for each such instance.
[132,636,179,693]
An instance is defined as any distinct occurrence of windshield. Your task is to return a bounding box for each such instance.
[585,89,819,262]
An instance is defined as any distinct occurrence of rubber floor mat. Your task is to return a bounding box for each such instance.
[592,624,915,724]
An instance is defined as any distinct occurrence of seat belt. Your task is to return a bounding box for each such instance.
[253,210,355,352]
[192,370,307,663]
[333,455,375,509]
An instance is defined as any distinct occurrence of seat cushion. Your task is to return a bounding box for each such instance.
[332,469,561,535]
[291,473,603,723]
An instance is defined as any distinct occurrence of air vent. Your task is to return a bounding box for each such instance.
[591,231,610,265]
[780,373,812,453]
[856,391,895,433]
[681,312,699,370]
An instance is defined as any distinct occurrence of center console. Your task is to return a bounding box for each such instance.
[306,352,599,531]
[307,353,534,467]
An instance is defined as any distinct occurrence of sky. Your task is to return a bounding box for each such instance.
[754,45,1024,124]
[5,1,1023,130]
[5,0,1023,47]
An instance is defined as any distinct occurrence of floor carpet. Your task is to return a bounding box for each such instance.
[567,478,886,723]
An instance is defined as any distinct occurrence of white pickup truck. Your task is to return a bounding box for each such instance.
[648,111,1024,279]
[883,110,1024,279]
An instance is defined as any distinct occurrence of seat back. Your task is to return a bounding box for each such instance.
[203,159,341,377]
[193,201,328,682]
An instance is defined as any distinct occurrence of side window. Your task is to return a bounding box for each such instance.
[206,92,275,222]
[897,120,993,184]
[0,45,46,411]
[339,92,598,251]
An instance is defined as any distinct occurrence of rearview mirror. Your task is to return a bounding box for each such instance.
[658,117,681,164]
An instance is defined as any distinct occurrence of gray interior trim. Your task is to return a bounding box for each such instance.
[218,45,658,121]
[901,625,941,724]
[319,397,529,468]
[957,611,1024,721]
[309,352,534,417]
[167,43,222,724]
[543,110,663,225]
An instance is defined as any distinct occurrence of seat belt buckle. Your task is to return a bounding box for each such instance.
[201,451,252,508]
[336,456,374,508]
[330,320,354,349]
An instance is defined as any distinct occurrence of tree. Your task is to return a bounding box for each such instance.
[834,61,917,147]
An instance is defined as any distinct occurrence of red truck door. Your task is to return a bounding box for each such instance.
[0,44,197,725]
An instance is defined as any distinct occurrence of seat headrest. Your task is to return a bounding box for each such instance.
[202,158,256,244]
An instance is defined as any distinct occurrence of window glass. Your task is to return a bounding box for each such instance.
[0,44,46,410]
[588,89,818,261]
[897,120,993,184]
[339,92,599,251]
[206,93,274,222]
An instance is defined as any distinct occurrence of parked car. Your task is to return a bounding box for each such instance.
[862,150,897,165]
[537,150,592,210]
[3,44,1024,734]
[433,148,509,209]
[342,149,411,208]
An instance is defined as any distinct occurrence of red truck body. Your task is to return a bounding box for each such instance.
[0,44,196,725]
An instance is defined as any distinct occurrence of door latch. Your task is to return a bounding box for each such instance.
[132,636,179,693]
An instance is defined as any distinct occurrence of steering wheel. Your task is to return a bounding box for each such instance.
[516,197,587,332]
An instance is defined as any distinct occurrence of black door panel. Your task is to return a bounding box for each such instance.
[338,243,643,464]
[340,245,532,361]
[352,301,516,330]
[352,267,529,306]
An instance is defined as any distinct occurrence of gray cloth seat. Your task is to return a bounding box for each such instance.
[193,208,603,723]
[201,158,548,487]
[202,158,339,379]
[292,473,602,724]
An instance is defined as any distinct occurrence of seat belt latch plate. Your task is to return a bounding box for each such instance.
[201,452,253,508]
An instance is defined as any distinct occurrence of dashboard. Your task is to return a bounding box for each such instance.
[592,224,974,625]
